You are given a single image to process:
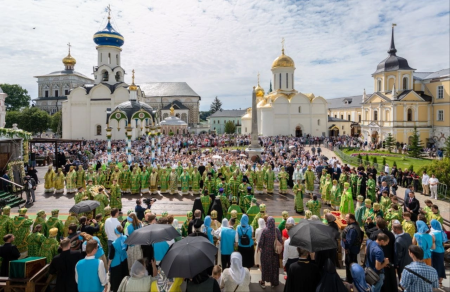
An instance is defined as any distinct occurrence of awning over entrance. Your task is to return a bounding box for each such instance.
[329,124,339,130]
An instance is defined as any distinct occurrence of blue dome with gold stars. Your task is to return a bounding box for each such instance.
[93,20,124,47]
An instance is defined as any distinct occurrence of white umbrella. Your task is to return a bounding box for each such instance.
[239,154,247,157]
[212,155,222,159]
[289,145,296,149]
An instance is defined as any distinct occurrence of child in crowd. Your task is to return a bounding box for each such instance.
[212,265,223,292]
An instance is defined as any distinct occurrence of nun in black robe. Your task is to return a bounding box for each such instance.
[284,257,321,292]
[210,197,223,222]
[192,197,205,218]
[315,259,347,292]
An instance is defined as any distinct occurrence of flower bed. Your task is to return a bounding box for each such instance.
[350,153,399,157]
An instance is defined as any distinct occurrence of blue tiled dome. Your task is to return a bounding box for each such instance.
[93,20,124,47]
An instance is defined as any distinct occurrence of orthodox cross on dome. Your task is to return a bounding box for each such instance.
[67,42,71,55]
[107,4,111,20]
[281,37,285,54]
[131,69,135,85]
[257,72,260,85]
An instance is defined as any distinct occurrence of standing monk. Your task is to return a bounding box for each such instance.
[264,165,275,194]
[119,165,131,193]
[76,165,85,188]
[277,167,288,195]
[304,165,315,198]
[66,166,77,193]
[293,179,304,213]
[93,187,109,216]
[0,207,12,244]
[180,170,190,195]
[246,198,259,224]
[339,182,355,215]
[130,167,141,195]
[250,204,266,231]
[169,168,179,195]
[366,174,376,203]
[330,179,342,211]
[33,210,48,237]
[306,195,321,217]
[39,228,59,263]
[109,179,122,211]
[321,174,332,205]
[149,168,159,195]
[63,211,79,237]
[159,165,170,194]
[140,166,150,195]
[11,208,33,257]
[45,210,64,241]
[191,168,201,195]
[44,165,55,193]
[181,212,192,237]
[255,166,265,194]
[53,168,65,194]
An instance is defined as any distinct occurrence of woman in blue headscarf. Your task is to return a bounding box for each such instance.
[108,225,129,292]
[126,213,143,270]
[236,214,254,269]
[430,219,447,287]
[350,263,371,292]
[412,220,435,266]
[203,216,214,244]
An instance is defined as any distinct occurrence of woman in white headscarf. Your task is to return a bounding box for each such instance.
[254,218,265,267]
[221,252,251,292]
[117,258,155,292]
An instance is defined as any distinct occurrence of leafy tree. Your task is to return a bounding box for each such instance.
[21,107,51,136]
[168,131,174,136]
[224,121,236,134]
[385,133,396,153]
[393,161,397,167]
[0,84,31,111]
[357,153,362,162]
[408,127,424,158]
[419,158,450,188]
[443,136,450,158]
[50,111,62,135]
[209,96,223,114]
[5,111,23,128]
[382,157,386,166]
[408,164,414,171]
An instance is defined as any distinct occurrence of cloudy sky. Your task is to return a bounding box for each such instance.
[1,0,448,110]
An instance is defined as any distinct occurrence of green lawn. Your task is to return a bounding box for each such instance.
[340,148,434,171]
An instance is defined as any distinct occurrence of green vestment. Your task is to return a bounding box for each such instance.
[26,232,45,257]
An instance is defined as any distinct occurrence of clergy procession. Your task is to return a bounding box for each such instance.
[0,134,447,292]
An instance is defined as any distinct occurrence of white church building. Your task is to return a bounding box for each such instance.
[242,46,329,137]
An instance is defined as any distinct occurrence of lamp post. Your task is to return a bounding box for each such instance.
[106,125,112,163]
[145,125,150,154]
[125,126,133,163]
[150,126,156,159]
[157,125,162,156]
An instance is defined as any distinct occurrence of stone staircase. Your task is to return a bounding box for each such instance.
[0,191,26,207]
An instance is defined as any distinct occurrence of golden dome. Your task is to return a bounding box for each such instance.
[271,49,295,69]
[62,53,76,66]
[255,84,265,98]
[129,69,137,91]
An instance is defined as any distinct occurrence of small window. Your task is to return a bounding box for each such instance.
[403,77,408,90]
[108,53,111,64]
[317,119,320,126]
[437,110,444,121]
[279,74,281,89]
[298,106,301,113]
[115,72,121,82]
[45,90,48,97]
[377,79,382,91]
[55,90,59,97]
[334,115,337,118]
[407,109,413,121]
[374,110,378,121]
[116,54,119,65]
[286,73,288,88]
[348,115,351,121]
[437,86,444,99]
[102,71,109,81]
[342,125,344,130]
[217,120,220,124]
[245,127,247,132]
[358,115,361,122]
[340,115,343,120]
[65,89,69,95]
[96,125,102,135]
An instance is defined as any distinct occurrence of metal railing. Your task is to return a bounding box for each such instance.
[0,177,23,189]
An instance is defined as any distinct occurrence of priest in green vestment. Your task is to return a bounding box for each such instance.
[264,165,276,194]
[140,167,150,194]
[76,165,85,188]
[293,180,304,213]
[33,210,48,237]
[26,225,45,257]
[120,165,131,193]
[53,168,65,194]
[229,209,240,230]
[319,169,328,195]
[11,208,33,255]
[306,195,321,217]
[330,179,341,211]
[355,197,371,227]
[181,211,193,237]
[150,168,159,195]
[63,211,79,237]
[74,187,85,204]
[246,198,259,224]
[250,204,265,231]
[366,174,376,203]
[66,166,77,193]
[39,228,59,263]
[44,165,55,193]
[45,209,64,241]
[321,174,332,205]
[110,179,122,210]
[130,167,141,195]
[227,196,243,221]
[228,174,240,199]
[338,171,348,192]
[169,168,179,195]
[339,182,354,215]
[0,207,12,244]
[255,166,265,193]
[180,170,190,195]
[159,166,170,194]
[277,167,288,194]
[191,168,202,195]
[200,191,212,216]
[304,165,315,196]
[93,187,109,216]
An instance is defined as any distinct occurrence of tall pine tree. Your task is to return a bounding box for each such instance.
[408,127,424,158]
[210,96,223,114]
[385,133,396,153]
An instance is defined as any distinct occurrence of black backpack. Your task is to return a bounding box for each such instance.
[239,226,250,245]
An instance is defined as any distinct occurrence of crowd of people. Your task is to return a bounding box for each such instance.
[0,134,448,292]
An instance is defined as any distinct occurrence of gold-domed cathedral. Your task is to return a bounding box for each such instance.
[242,39,329,137]
[328,24,449,147]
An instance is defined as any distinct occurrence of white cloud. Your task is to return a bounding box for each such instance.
[0,0,448,110]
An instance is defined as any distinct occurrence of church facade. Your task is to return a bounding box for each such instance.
[328,25,449,147]
[242,46,329,137]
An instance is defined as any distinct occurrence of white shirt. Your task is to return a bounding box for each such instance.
[282,238,299,266]
[429,177,439,186]
[75,256,108,286]
[422,174,430,185]
[384,165,390,174]
[104,217,121,241]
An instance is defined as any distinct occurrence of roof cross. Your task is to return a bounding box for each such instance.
[107,4,111,20]
[67,42,71,55]
[281,37,285,54]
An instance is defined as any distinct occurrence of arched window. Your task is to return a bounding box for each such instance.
[177,129,179,134]
[245,127,247,132]
[100,53,102,62]
[182,129,185,134]
[116,54,119,65]
[317,119,320,126]
[115,72,121,82]
[108,53,111,64]
[163,130,165,135]
[403,77,408,90]
[377,79,382,92]
[286,73,288,88]
[374,110,378,121]
[96,125,102,135]
[407,108,413,121]
[102,71,109,81]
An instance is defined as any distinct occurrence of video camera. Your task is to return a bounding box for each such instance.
[142,197,156,206]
